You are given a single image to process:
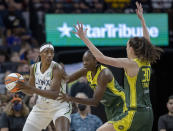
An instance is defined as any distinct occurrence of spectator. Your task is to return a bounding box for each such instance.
[0,95,29,131]
[16,63,30,73]
[141,0,152,12]
[0,0,7,27]
[25,48,39,64]
[3,4,25,30]
[69,76,106,122]
[0,95,8,115]
[70,92,102,131]
[158,95,173,131]
[151,0,173,12]
[19,42,31,61]
[70,76,93,98]
[10,52,21,62]
[0,49,6,63]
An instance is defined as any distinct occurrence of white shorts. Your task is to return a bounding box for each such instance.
[25,100,72,130]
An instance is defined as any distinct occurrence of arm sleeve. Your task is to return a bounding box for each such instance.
[158,116,166,130]
[0,113,9,128]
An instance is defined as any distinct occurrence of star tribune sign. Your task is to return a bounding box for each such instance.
[57,22,159,38]
[57,23,73,37]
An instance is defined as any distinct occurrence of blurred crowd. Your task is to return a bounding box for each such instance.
[0,0,173,71]
[0,0,173,131]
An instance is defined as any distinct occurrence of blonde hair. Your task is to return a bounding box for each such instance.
[4,101,29,117]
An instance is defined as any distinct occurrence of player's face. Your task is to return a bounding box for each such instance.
[126,40,134,58]
[167,99,173,113]
[40,48,54,63]
[83,52,97,70]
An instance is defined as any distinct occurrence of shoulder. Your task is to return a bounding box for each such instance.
[0,112,8,120]
[127,59,138,67]
[88,114,102,121]
[0,112,8,118]
[30,64,35,69]
[159,114,168,120]
[71,113,80,119]
[101,67,112,76]
[51,62,63,74]
[98,67,113,81]
[52,62,62,70]
[30,62,39,70]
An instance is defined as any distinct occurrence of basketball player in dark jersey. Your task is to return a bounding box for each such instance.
[59,50,128,129]
[71,2,163,131]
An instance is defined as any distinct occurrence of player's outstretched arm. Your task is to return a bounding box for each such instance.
[58,68,112,106]
[66,68,87,83]
[136,2,150,42]
[73,22,129,69]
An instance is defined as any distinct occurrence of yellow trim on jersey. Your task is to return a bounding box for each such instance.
[108,111,135,131]
[87,65,127,112]
[50,71,53,80]
[33,64,37,75]
[125,58,151,108]
[133,58,150,68]
[107,78,127,112]
[125,72,137,108]
[86,65,106,90]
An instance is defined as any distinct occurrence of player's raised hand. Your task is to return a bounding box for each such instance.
[136,2,144,20]
[72,21,88,39]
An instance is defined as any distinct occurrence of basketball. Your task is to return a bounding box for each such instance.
[5,73,24,93]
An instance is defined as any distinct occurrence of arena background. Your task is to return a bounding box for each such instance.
[0,0,173,131]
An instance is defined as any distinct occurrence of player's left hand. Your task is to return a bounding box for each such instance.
[136,2,143,20]
[58,92,71,103]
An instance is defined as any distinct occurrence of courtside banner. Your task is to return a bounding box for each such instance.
[46,14,168,47]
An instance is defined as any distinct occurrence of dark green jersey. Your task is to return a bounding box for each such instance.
[86,65,127,120]
[124,58,152,109]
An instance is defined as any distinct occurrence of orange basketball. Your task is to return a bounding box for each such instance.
[5,73,24,93]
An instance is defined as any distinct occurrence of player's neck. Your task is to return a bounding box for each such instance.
[79,111,88,118]
[129,54,137,59]
[91,67,98,78]
[40,62,51,73]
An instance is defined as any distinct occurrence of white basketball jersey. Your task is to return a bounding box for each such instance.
[34,61,66,103]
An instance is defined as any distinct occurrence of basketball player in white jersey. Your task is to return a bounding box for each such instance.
[17,42,71,131]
